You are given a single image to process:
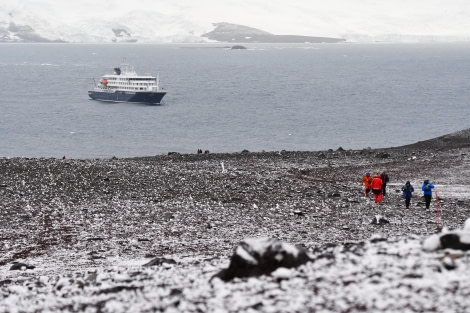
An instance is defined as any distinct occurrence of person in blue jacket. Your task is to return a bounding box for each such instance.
[401,181,414,209]
[421,179,435,209]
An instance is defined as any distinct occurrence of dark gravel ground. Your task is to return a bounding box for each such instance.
[1,129,470,269]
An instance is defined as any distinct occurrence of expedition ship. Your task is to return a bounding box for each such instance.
[88,60,167,104]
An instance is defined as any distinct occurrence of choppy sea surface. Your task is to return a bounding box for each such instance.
[1,43,469,158]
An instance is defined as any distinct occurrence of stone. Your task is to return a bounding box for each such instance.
[213,238,311,281]
[370,215,390,225]
[143,257,177,267]
[10,262,35,270]
[440,233,470,251]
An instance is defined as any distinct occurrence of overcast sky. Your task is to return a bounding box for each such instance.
[3,0,470,41]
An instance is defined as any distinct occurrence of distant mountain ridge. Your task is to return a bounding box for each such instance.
[202,23,345,43]
[0,20,345,44]
[1,0,469,43]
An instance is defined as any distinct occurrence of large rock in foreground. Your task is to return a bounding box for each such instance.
[423,218,470,251]
[214,238,312,281]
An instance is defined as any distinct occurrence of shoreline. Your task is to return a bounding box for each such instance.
[4,128,470,161]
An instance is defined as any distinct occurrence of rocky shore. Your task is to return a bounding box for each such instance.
[1,129,470,312]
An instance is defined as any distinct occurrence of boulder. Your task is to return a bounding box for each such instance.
[370,215,390,225]
[423,218,470,251]
[440,233,470,250]
[213,238,311,281]
[10,262,35,270]
[375,152,390,159]
[143,257,177,267]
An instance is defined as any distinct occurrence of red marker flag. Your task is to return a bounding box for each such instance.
[435,191,441,229]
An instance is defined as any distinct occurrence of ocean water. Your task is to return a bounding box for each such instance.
[1,42,470,158]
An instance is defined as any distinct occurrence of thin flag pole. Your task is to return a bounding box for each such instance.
[435,191,441,229]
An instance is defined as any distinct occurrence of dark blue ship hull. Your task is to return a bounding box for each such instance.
[88,90,166,104]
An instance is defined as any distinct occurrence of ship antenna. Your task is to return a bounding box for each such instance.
[120,57,129,74]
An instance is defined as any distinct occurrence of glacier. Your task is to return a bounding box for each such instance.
[1,0,470,43]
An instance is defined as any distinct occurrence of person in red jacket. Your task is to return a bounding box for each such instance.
[371,173,383,203]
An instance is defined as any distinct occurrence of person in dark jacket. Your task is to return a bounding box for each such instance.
[380,171,390,196]
[401,181,414,209]
[421,179,435,209]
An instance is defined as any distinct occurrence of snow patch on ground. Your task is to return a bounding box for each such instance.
[2,234,470,312]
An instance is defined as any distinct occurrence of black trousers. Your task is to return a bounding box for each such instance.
[405,197,411,208]
[424,195,432,209]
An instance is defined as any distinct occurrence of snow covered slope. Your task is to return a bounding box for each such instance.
[1,0,470,43]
